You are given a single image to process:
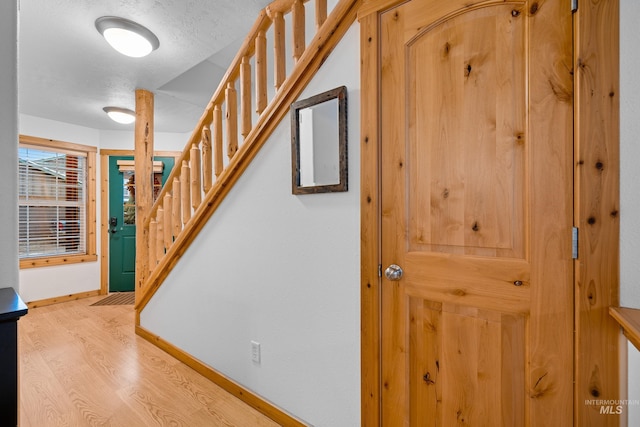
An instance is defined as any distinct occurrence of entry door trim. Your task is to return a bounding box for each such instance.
[99,149,181,295]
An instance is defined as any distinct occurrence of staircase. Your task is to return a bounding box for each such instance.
[135,0,360,311]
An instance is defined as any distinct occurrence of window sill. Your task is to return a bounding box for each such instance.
[20,254,98,269]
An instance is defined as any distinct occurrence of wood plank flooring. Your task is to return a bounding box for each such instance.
[18,296,281,426]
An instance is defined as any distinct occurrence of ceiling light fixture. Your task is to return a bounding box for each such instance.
[103,107,136,124]
[95,16,159,58]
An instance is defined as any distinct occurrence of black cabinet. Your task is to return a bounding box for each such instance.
[0,287,28,427]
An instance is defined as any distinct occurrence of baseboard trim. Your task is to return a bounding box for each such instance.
[27,290,102,309]
[135,325,308,426]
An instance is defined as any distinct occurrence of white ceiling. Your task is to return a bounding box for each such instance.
[19,0,272,133]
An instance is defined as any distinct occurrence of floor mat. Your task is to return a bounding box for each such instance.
[90,292,135,306]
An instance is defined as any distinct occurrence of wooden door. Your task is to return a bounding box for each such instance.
[379,0,573,425]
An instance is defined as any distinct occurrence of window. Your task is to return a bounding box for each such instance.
[19,135,97,268]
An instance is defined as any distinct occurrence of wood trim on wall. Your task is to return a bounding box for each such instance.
[87,152,97,258]
[357,0,403,19]
[100,153,110,295]
[100,149,132,156]
[100,149,181,158]
[574,0,622,425]
[359,9,381,427]
[20,254,98,270]
[20,134,98,153]
[135,325,308,426]
[27,290,101,309]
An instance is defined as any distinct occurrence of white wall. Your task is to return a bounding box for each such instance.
[18,114,186,303]
[0,1,19,293]
[140,24,360,426]
[620,0,640,423]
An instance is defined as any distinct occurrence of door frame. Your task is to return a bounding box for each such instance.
[358,1,621,425]
[99,149,181,295]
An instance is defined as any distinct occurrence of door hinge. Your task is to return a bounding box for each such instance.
[572,227,579,259]
[378,264,382,278]
[571,0,578,13]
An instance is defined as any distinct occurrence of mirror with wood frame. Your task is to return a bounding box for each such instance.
[290,86,347,194]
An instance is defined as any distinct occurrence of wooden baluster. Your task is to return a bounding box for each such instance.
[172,177,181,238]
[190,144,202,209]
[156,207,164,263]
[316,0,327,30]
[181,160,191,224]
[163,193,172,250]
[273,12,285,90]
[292,0,305,63]
[149,219,157,272]
[213,105,223,177]
[240,56,252,139]
[225,82,238,159]
[255,30,267,115]
[202,125,212,193]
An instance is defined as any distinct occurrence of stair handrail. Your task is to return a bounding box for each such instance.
[137,0,360,309]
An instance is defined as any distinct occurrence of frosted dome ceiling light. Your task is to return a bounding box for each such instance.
[103,107,136,124]
[95,16,159,58]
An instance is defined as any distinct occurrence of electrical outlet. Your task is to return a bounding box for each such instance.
[251,341,261,364]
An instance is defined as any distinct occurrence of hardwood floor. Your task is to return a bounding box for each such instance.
[18,295,281,426]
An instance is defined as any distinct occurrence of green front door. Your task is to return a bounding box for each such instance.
[108,156,174,292]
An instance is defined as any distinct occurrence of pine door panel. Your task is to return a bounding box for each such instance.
[407,5,526,259]
[380,0,573,425]
[408,298,526,426]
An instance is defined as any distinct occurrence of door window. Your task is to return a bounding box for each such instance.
[121,172,163,225]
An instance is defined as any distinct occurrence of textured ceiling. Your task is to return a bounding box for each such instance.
[19,0,271,133]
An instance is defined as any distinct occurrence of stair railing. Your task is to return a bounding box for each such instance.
[137,0,358,307]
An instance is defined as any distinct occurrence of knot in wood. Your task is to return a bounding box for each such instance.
[423,372,435,385]
[530,3,539,15]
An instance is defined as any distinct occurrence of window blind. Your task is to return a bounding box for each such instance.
[18,146,87,259]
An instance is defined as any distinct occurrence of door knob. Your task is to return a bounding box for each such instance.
[385,264,404,281]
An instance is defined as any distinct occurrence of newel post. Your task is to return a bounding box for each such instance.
[134,89,154,303]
